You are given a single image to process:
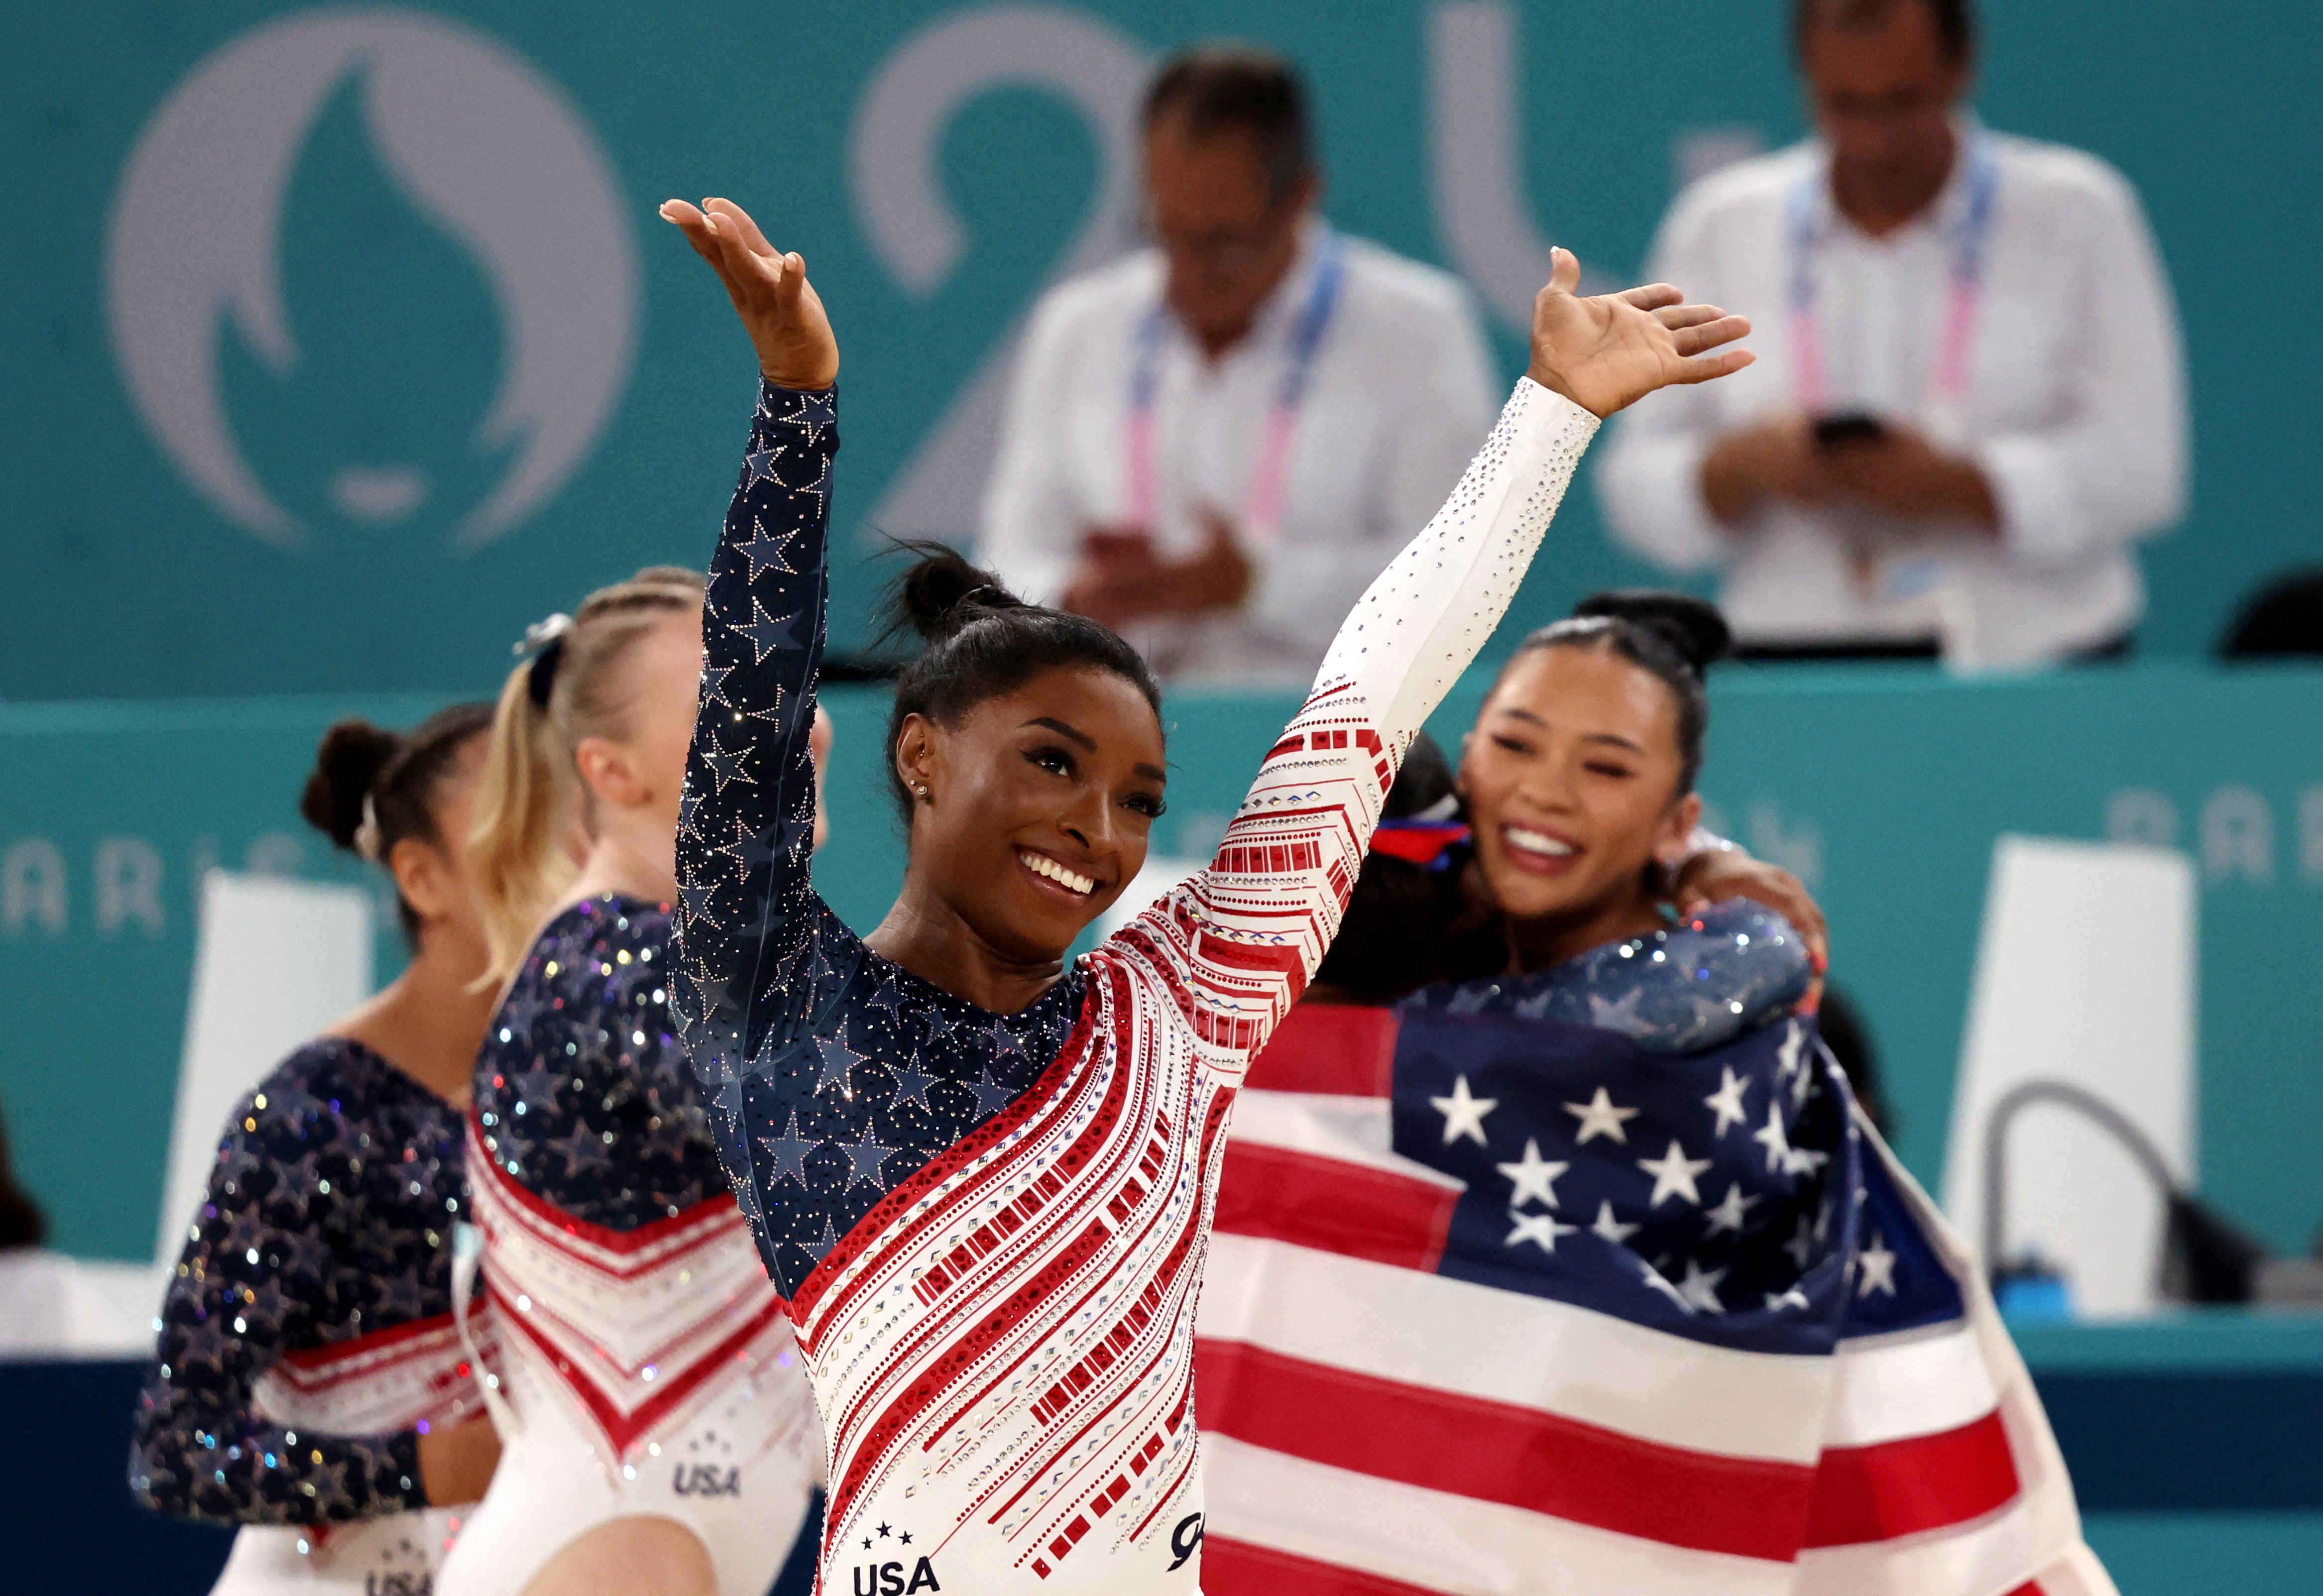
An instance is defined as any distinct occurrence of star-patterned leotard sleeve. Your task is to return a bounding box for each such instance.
[129,1040,465,1527]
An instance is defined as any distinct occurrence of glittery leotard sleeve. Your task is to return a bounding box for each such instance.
[1100,378,1602,1077]
[129,1041,463,1526]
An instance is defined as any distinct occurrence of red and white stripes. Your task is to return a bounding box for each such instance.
[465,1123,798,1466]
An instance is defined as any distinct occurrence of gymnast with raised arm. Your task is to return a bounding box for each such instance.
[656,191,1751,1595]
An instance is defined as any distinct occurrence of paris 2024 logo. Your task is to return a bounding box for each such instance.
[106,8,637,552]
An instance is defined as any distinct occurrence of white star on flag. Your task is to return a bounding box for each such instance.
[1590,1200,1640,1246]
[1430,1075,1497,1146]
[1638,1259,1692,1312]
[1764,1286,1812,1311]
[1857,1232,1899,1297]
[1563,1086,1639,1145]
[1505,1209,1577,1254]
[1775,1019,1806,1082]
[1637,1140,1713,1208]
[1702,1182,1760,1237]
[1675,1259,1729,1313]
[1783,1145,1832,1176]
[1496,1139,1569,1209]
[1703,1066,1751,1137]
[1785,1214,1816,1270]
[1751,1101,1792,1174]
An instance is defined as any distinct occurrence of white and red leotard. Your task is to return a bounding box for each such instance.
[672,375,1599,1593]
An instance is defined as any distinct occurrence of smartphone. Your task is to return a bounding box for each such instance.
[1813,411,1887,447]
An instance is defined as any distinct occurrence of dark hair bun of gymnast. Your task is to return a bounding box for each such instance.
[1574,589,1732,677]
[300,718,404,850]
[887,542,1029,645]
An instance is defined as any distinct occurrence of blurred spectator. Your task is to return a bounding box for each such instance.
[978,43,1497,686]
[2219,569,2323,658]
[1598,0,2187,668]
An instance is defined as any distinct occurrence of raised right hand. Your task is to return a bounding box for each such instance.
[661,197,839,390]
[1524,247,1752,419]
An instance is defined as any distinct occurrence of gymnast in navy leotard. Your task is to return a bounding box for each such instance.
[132,707,502,1595]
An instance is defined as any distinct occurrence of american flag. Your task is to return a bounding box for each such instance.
[1194,1003,2114,1596]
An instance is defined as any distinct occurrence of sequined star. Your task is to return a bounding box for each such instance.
[837,1129,890,1188]
[697,728,754,794]
[780,388,838,434]
[735,516,801,578]
[549,1124,616,1180]
[814,1024,869,1101]
[700,663,736,708]
[758,1111,816,1186]
[374,1268,427,1321]
[730,598,807,666]
[968,1068,1017,1120]
[889,1054,937,1113]
[679,875,723,931]
[741,444,785,488]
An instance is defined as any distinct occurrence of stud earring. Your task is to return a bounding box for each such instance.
[913,783,931,802]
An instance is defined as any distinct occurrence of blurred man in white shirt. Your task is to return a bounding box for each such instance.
[978,45,1497,686]
[1598,0,2187,667]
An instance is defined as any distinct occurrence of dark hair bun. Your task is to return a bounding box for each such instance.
[884,541,1027,646]
[1574,589,1731,676]
[300,718,403,851]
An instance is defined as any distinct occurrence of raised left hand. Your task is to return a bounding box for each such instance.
[1525,248,1754,419]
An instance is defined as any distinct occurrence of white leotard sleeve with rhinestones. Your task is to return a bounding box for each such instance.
[1097,377,1600,1081]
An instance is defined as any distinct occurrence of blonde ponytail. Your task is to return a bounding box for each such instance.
[468,566,707,986]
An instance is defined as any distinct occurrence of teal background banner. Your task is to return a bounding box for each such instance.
[5,665,2320,1265]
[4,0,2320,700]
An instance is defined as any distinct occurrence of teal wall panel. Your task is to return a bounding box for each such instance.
[3,1,2320,704]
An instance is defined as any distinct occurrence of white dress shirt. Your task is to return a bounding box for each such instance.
[977,222,1498,686]
[1597,126,2188,667]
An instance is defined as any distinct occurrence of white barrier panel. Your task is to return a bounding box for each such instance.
[1941,837,2196,1318]
[154,871,373,1270]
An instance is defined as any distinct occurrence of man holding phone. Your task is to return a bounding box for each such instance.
[1598,0,2186,666]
